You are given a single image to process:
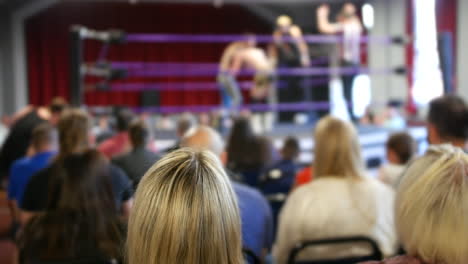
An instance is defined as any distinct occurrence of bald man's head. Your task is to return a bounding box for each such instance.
[180,126,224,157]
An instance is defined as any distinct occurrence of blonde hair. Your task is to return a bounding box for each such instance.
[277,15,292,27]
[126,148,243,264]
[396,145,468,264]
[313,116,365,179]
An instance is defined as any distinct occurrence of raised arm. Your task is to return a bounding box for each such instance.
[267,43,278,67]
[317,4,342,34]
[290,25,310,67]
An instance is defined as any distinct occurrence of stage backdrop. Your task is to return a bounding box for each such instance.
[27,1,371,108]
[26,2,273,107]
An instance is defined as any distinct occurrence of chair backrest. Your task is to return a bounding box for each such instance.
[287,236,382,264]
[243,247,261,264]
[34,258,118,264]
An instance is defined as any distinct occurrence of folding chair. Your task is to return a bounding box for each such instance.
[287,236,382,264]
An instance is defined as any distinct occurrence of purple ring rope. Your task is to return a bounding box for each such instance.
[102,78,330,92]
[111,62,219,69]
[131,101,332,114]
[123,66,391,77]
[110,57,330,70]
[109,81,252,91]
[126,34,392,45]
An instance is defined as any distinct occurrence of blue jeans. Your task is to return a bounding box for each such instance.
[217,73,243,108]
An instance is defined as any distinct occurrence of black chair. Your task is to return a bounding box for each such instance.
[33,258,118,264]
[287,236,382,264]
[259,165,296,233]
[243,247,262,264]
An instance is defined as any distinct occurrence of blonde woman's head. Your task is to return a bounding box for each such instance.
[127,148,243,264]
[396,145,468,264]
[314,116,365,179]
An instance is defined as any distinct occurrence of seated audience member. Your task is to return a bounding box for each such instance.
[163,114,193,153]
[0,97,67,183]
[273,116,397,264]
[363,145,468,264]
[112,120,161,187]
[227,117,274,187]
[260,137,300,232]
[427,95,468,149]
[180,126,273,262]
[127,148,243,264]
[381,100,406,130]
[7,124,57,221]
[261,136,300,194]
[98,108,134,158]
[293,163,314,188]
[21,109,133,224]
[378,132,416,188]
[93,115,115,145]
[18,150,124,264]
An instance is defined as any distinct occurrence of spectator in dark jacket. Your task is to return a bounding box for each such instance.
[113,120,160,188]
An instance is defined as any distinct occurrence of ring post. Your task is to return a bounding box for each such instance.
[70,25,84,107]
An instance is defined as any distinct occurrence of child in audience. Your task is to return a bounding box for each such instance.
[378,132,416,188]
[261,136,300,194]
[260,136,300,237]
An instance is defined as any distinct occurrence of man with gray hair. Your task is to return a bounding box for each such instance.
[163,115,194,153]
[181,126,273,263]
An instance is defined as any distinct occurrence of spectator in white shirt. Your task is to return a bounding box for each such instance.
[273,116,397,264]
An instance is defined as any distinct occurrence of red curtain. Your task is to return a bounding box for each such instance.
[436,0,457,49]
[26,2,271,107]
[436,0,457,89]
[405,0,415,113]
[405,0,457,113]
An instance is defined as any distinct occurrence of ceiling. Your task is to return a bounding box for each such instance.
[1,0,361,6]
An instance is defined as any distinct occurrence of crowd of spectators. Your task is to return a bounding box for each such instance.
[1,94,468,264]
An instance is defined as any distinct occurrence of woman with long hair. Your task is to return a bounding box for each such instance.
[18,150,124,263]
[127,148,243,264]
[21,109,133,223]
[273,116,397,263]
[226,117,274,187]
